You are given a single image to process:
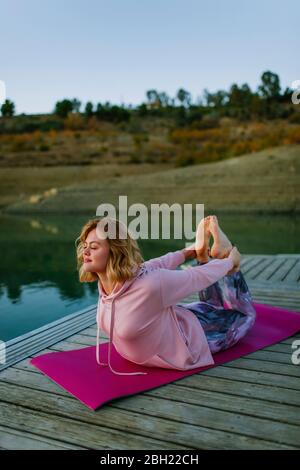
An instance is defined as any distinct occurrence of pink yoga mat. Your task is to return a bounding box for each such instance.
[30,302,300,410]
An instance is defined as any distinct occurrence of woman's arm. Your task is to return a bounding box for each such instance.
[159,256,234,308]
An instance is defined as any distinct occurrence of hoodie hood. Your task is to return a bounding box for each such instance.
[96,263,149,376]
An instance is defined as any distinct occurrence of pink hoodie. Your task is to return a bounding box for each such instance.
[96,249,234,376]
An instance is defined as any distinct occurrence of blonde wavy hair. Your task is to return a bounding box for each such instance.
[75,217,144,284]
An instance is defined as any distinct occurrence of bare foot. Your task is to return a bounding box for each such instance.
[227,246,241,275]
[195,216,211,263]
[209,215,233,259]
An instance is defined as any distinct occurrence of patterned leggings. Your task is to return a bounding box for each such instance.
[177,260,257,354]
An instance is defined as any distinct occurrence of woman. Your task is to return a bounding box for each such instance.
[75,215,256,376]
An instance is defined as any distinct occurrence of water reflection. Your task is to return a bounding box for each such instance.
[0,213,299,341]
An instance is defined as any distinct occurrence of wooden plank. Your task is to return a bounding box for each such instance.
[270,258,299,283]
[248,286,300,298]
[0,425,86,450]
[241,256,266,276]
[265,343,297,354]
[222,357,300,377]
[0,400,185,450]
[247,257,278,280]
[0,305,97,372]
[63,334,97,345]
[80,325,102,336]
[240,256,255,270]
[173,373,300,407]
[284,260,300,283]
[249,299,299,309]
[254,257,288,282]
[280,335,300,345]
[202,365,300,391]
[0,381,298,449]
[2,366,300,428]
[244,350,294,364]
[49,341,100,352]
[272,255,300,258]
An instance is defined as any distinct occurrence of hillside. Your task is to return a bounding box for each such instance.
[2,144,299,215]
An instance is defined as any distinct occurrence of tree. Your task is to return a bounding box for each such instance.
[280,86,293,103]
[54,99,73,118]
[176,88,192,107]
[146,89,160,108]
[1,99,15,117]
[158,92,171,107]
[95,102,130,122]
[72,98,81,113]
[228,83,252,107]
[227,83,253,119]
[258,71,281,99]
[257,71,282,119]
[137,103,148,116]
[203,89,228,108]
[85,101,94,117]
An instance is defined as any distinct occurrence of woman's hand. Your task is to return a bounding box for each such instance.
[182,244,197,261]
[227,246,241,275]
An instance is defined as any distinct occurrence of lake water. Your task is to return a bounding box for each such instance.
[0,213,299,341]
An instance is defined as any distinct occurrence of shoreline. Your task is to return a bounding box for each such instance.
[1,207,299,216]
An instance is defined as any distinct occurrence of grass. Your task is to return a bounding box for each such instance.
[0,163,169,210]
[1,144,299,215]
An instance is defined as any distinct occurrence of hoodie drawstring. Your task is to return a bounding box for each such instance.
[96,297,148,376]
[96,324,108,366]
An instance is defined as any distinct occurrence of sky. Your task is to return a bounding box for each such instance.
[0,0,299,114]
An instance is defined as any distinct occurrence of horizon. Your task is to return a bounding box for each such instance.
[1,0,299,114]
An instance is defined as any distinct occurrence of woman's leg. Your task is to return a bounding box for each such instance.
[197,233,256,319]
[220,268,257,344]
[197,258,226,308]
[178,258,256,354]
[223,269,255,313]
[180,214,256,353]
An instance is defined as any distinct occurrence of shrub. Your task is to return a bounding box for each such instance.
[175,152,195,167]
[64,113,85,130]
[39,144,50,152]
[285,126,300,144]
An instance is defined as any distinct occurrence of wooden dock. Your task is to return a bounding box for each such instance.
[0,254,300,450]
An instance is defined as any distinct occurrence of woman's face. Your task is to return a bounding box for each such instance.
[82,228,110,274]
